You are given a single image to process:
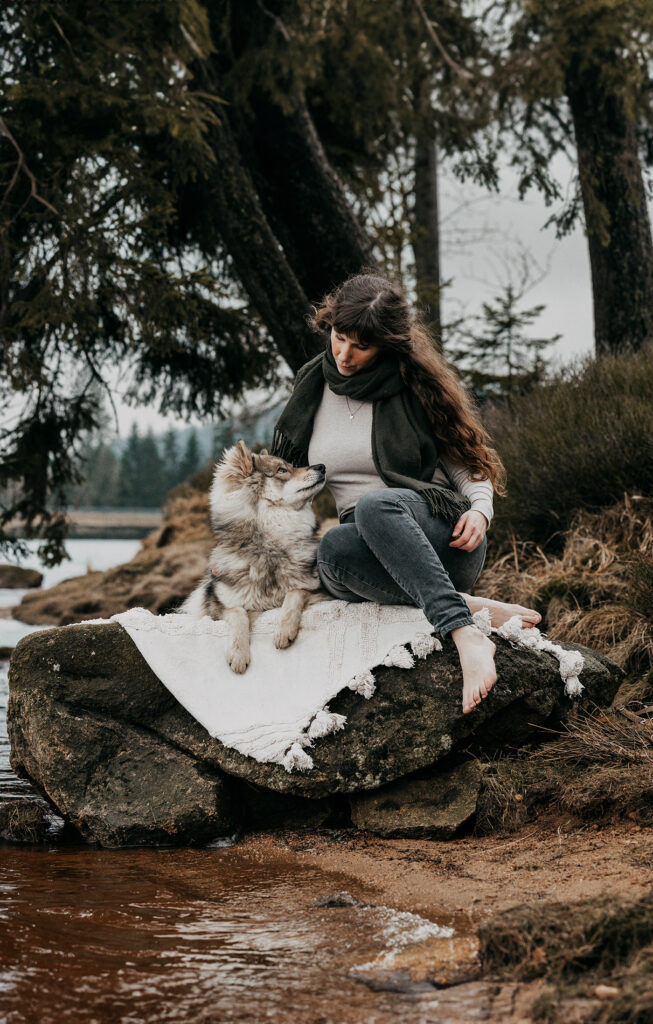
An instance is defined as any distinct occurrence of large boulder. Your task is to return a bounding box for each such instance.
[7,617,623,846]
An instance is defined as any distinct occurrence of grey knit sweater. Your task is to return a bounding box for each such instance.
[307,383,494,526]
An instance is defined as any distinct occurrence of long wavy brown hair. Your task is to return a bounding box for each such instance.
[309,272,507,495]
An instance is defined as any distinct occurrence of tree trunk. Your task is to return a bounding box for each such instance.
[243,93,373,304]
[191,0,372,372]
[189,50,322,373]
[565,55,653,356]
[206,111,321,373]
[413,133,442,348]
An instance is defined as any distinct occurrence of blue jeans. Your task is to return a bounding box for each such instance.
[316,488,487,639]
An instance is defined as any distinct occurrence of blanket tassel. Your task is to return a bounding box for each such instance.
[348,670,376,699]
[479,611,586,700]
[383,644,415,669]
[410,632,442,659]
[282,742,314,772]
[308,708,347,740]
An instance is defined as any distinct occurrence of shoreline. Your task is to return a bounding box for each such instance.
[239,819,652,923]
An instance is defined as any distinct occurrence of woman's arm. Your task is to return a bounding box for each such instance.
[437,455,494,529]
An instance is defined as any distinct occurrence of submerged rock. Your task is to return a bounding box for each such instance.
[7,619,623,846]
[313,892,364,908]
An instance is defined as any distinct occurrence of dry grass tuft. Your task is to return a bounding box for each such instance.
[475,705,653,832]
[628,552,653,617]
[474,768,529,835]
[534,706,653,825]
[479,893,653,1024]
[534,705,653,770]
[479,892,653,981]
[0,798,51,842]
[477,495,653,684]
[548,606,652,672]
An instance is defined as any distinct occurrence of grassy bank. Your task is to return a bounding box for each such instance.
[477,492,653,706]
[479,892,653,1023]
[475,706,653,835]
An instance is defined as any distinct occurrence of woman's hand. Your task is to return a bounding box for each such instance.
[449,510,487,552]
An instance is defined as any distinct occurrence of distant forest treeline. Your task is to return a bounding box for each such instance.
[67,411,280,508]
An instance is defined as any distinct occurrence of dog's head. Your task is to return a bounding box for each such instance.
[213,440,326,512]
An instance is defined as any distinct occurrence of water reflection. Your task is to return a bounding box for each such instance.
[0,846,459,1023]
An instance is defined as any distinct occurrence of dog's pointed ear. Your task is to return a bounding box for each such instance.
[235,439,253,477]
[259,448,268,456]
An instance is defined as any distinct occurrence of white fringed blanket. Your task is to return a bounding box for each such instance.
[98,601,585,773]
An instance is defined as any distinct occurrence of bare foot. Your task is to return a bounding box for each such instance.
[450,623,497,714]
[460,593,542,630]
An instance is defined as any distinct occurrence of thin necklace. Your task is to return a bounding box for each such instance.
[345,395,365,420]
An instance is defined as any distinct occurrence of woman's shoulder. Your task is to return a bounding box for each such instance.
[294,352,323,387]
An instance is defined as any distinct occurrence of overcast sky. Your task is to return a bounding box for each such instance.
[113,152,618,437]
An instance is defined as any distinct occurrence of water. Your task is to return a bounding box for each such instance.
[0,541,481,1023]
[0,538,141,632]
[0,846,477,1024]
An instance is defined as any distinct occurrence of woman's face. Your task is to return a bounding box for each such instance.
[330,327,380,376]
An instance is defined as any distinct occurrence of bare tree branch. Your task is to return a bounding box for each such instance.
[413,0,474,80]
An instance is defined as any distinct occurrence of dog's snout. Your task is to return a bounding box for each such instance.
[311,463,326,475]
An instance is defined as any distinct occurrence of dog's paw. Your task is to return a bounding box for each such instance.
[227,646,250,673]
[273,625,297,649]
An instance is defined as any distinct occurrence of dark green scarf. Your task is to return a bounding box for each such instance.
[270,345,471,526]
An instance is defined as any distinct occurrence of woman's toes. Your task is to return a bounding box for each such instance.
[523,609,541,624]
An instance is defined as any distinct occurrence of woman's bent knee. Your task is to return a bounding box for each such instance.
[355,487,408,528]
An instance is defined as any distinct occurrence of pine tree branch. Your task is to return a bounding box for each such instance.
[256,0,292,42]
[0,117,60,220]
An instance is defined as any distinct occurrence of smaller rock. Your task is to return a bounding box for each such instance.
[594,985,620,1000]
[0,565,43,589]
[351,969,436,994]
[313,891,363,908]
[349,761,482,839]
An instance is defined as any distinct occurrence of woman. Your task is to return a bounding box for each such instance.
[271,273,541,714]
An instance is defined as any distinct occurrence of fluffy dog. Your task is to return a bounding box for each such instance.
[181,440,328,673]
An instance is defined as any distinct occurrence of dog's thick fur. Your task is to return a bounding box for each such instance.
[181,440,329,673]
